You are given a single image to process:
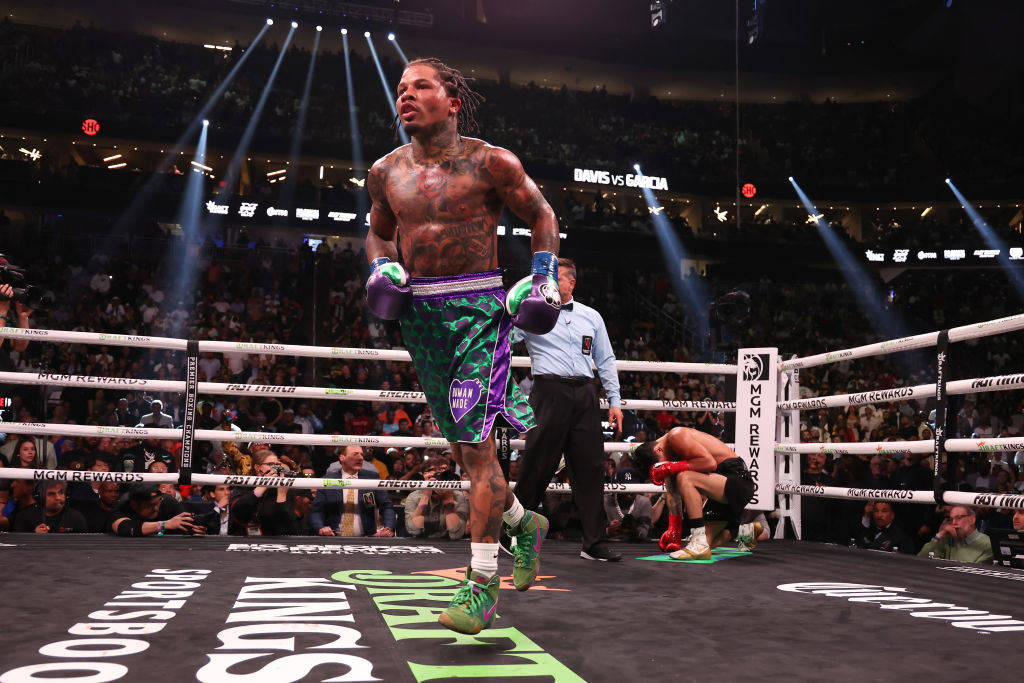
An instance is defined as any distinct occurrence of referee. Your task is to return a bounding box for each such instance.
[512,257,624,562]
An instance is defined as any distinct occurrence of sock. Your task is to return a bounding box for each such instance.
[737,522,753,540]
[471,542,499,579]
[689,524,709,548]
[687,517,705,531]
[502,496,525,530]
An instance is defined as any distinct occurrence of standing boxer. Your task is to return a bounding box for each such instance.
[365,57,561,634]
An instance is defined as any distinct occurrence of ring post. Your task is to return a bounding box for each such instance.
[774,358,801,539]
[178,339,199,487]
[735,347,778,511]
[932,330,949,507]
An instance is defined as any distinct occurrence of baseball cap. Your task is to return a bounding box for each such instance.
[129,483,162,502]
[615,468,638,484]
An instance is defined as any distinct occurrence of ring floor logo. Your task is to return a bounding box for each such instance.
[778,582,1024,633]
[330,567,584,681]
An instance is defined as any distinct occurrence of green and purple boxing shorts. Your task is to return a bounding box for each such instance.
[402,270,535,443]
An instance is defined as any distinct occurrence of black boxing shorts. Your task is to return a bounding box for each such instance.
[702,457,755,534]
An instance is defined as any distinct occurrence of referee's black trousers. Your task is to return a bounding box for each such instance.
[515,377,606,550]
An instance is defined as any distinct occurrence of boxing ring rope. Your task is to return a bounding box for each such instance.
[4,312,1024,519]
[773,311,1024,538]
[0,326,737,374]
[0,371,736,413]
[778,313,1024,370]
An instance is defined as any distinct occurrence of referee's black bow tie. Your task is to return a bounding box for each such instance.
[562,303,573,311]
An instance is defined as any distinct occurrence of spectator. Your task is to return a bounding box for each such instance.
[13,481,87,533]
[603,468,653,542]
[71,481,122,533]
[108,483,203,536]
[230,450,304,536]
[917,505,993,563]
[310,445,395,538]
[139,399,174,428]
[801,452,835,542]
[854,501,915,554]
[404,456,469,540]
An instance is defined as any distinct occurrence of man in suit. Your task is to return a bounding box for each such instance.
[311,445,396,537]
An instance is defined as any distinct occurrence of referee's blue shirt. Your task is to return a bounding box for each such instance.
[512,298,621,408]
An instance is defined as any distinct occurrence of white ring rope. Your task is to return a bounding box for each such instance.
[1,467,667,494]
[0,327,736,375]
[779,312,1024,371]
[777,372,1024,412]
[774,441,933,456]
[0,371,736,412]
[774,483,1024,510]
[0,421,649,454]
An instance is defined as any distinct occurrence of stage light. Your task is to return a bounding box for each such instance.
[945,178,951,185]
[316,25,322,32]
[341,28,348,35]
[633,164,641,172]
[364,31,371,37]
[788,176,794,182]
[388,32,395,41]
[202,119,209,127]
[266,18,273,25]
[291,21,298,28]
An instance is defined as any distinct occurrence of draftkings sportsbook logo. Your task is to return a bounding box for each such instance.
[742,353,770,382]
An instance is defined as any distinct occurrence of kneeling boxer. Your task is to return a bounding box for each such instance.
[633,428,760,559]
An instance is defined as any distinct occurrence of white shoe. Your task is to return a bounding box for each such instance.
[669,542,711,560]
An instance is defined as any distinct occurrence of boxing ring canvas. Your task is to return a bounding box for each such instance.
[2,535,1022,683]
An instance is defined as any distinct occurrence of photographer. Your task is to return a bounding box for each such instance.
[229,449,303,536]
[0,282,30,355]
[108,483,205,536]
[404,456,469,540]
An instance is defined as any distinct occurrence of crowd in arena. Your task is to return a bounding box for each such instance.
[1,225,1023,557]
[2,19,1023,191]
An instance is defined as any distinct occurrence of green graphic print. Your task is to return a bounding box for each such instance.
[402,291,534,443]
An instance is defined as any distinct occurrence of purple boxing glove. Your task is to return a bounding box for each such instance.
[506,251,561,335]
[365,257,412,320]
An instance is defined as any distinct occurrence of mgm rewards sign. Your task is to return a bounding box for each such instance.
[734,347,778,510]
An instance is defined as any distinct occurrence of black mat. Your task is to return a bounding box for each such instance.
[2,535,1022,682]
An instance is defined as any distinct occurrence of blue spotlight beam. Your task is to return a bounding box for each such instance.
[169,123,210,311]
[391,37,409,64]
[789,177,908,340]
[109,21,270,235]
[365,33,409,145]
[342,32,368,225]
[635,166,711,344]
[280,30,321,207]
[947,178,1024,300]
[221,25,297,197]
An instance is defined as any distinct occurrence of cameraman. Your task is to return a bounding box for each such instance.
[229,449,303,535]
[0,282,31,354]
[108,483,205,536]
[404,456,469,540]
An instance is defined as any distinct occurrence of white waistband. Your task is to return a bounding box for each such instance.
[410,275,503,296]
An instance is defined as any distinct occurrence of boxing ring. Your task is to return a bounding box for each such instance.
[3,315,1024,682]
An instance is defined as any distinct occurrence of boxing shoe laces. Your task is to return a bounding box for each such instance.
[510,510,549,591]
[736,522,763,552]
[438,569,500,635]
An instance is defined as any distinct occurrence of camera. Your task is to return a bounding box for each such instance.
[269,464,299,478]
[0,254,53,312]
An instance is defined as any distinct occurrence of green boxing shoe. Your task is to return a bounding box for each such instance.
[510,510,549,591]
[438,569,500,635]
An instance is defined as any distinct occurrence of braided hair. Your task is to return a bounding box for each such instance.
[400,57,485,135]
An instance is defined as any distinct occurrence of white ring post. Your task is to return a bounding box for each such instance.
[774,357,801,539]
[734,347,778,511]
